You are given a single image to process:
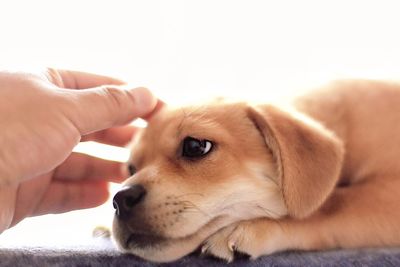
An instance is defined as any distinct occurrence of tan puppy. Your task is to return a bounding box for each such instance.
[112,80,400,262]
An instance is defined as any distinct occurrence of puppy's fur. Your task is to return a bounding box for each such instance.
[112,80,400,262]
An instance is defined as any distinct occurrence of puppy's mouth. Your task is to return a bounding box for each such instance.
[114,215,237,262]
[125,232,166,248]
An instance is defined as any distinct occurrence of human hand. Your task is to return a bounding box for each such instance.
[0,68,159,232]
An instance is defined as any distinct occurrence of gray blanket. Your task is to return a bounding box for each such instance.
[1,237,400,266]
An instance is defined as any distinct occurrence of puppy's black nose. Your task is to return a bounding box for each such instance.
[113,185,146,219]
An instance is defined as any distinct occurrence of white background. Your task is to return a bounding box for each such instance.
[1,0,400,245]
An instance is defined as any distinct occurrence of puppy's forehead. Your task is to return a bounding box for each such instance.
[141,108,189,142]
[146,102,248,133]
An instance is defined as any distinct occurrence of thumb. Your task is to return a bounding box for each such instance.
[63,85,157,135]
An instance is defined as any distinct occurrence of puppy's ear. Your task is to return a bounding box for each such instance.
[247,105,344,218]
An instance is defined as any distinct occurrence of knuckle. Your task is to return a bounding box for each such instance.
[100,85,129,110]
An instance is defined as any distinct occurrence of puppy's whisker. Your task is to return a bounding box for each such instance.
[183,208,212,219]
[255,204,280,218]
[180,201,212,218]
[274,219,286,232]
[219,198,281,219]
[180,200,202,206]
[175,193,205,199]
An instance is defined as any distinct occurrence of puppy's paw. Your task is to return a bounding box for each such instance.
[202,219,282,262]
[201,224,237,262]
[227,220,273,260]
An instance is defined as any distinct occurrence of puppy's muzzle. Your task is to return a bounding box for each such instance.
[113,185,146,220]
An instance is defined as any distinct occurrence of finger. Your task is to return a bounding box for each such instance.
[47,68,125,89]
[64,86,158,135]
[81,125,140,146]
[142,99,166,120]
[10,174,52,227]
[54,152,127,182]
[32,180,109,216]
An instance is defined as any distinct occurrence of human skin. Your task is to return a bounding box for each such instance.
[0,68,160,233]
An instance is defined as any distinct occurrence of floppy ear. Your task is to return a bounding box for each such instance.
[247,105,344,218]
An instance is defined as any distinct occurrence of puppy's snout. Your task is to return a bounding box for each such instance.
[113,185,146,219]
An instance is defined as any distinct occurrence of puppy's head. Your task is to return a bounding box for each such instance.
[112,101,343,262]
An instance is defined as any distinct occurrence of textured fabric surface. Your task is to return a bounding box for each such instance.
[1,238,400,267]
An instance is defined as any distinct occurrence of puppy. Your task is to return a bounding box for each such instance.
[112,80,400,262]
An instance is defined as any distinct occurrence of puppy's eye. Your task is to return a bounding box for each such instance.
[127,164,136,176]
[182,137,213,158]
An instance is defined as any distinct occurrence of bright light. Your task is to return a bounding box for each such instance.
[1,0,400,246]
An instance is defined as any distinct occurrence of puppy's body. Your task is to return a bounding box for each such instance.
[267,80,400,250]
[296,80,400,185]
[112,80,400,262]
[207,80,400,260]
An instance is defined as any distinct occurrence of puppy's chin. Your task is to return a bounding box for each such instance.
[113,215,235,263]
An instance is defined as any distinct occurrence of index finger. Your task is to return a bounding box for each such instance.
[46,68,125,89]
[81,100,165,146]
[143,99,166,120]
